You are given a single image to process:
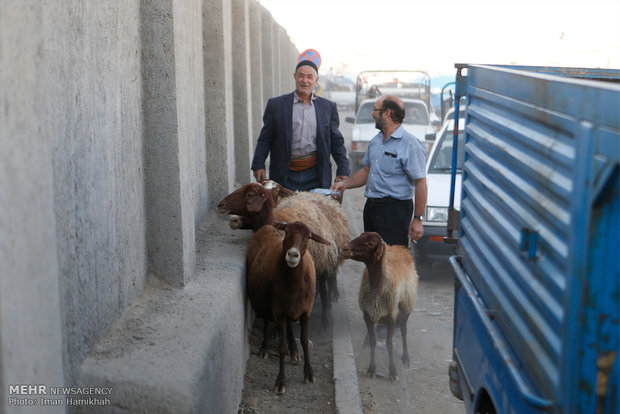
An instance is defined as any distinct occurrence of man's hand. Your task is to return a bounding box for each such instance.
[331,176,348,194]
[331,167,369,195]
[409,218,424,242]
[330,179,347,194]
[253,169,266,182]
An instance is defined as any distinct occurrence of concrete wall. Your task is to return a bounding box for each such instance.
[232,0,254,186]
[43,0,149,387]
[261,7,276,104]
[203,0,236,211]
[0,0,297,412]
[248,1,264,144]
[142,0,203,289]
[1,3,65,413]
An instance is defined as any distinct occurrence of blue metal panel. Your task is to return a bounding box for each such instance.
[452,256,553,413]
[574,169,619,412]
[454,64,620,413]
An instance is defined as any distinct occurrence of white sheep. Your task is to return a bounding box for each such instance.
[340,231,419,381]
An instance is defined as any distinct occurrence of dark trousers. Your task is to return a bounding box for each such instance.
[287,166,321,191]
[363,197,413,246]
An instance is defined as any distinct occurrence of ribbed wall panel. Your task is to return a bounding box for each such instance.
[457,65,620,400]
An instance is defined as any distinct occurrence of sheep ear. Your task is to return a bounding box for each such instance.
[277,186,295,198]
[374,241,385,261]
[247,195,265,212]
[310,232,331,246]
[247,187,269,212]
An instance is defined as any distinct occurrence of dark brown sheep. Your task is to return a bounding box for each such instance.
[218,182,350,329]
[247,221,330,393]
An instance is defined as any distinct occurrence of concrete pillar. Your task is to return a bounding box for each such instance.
[279,27,291,95]
[272,25,282,95]
[142,0,195,287]
[44,0,147,382]
[248,0,263,145]
[173,0,209,226]
[291,42,299,90]
[260,7,275,101]
[232,0,253,185]
[0,2,65,411]
[203,0,235,205]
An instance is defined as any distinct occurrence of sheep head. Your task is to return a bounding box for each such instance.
[340,232,385,265]
[260,179,296,203]
[228,215,250,230]
[217,182,274,216]
[274,221,330,268]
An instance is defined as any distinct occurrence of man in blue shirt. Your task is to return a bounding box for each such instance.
[331,95,427,245]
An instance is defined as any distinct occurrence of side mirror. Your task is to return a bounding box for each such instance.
[345,116,355,124]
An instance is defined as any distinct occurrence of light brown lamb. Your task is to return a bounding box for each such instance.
[340,232,419,381]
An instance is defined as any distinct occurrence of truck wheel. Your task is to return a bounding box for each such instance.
[475,390,497,414]
[448,360,463,400]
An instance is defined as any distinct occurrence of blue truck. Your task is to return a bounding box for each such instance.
[447,64,619,413]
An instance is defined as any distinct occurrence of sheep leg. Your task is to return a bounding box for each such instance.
[300,312,315,384]
[398,312,411,368]
[286,321,300,362]
[317,273,331,330]
[274,318,287,393]
[361,333,369,349]
[363,312,377,378]
[386,318,398,381]
[260,319,270,359]
[328,272,340,303]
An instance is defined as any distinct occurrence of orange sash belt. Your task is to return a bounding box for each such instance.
[289,152,318,171]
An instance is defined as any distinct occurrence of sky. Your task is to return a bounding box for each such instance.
[259,0,620,79]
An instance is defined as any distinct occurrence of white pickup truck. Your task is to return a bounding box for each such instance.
[321,77,355,110]
[345,97,436,169]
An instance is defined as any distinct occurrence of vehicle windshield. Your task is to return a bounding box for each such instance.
[326,77,354,92]
[429,130,465,173]
[404,102,429,125]
[356,101,429,125]
[356,71,431,106]
[356,103,375,123]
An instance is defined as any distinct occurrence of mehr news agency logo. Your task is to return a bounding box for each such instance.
[7,384,112,407]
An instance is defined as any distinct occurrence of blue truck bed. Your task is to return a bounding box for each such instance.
[449,64,619,413]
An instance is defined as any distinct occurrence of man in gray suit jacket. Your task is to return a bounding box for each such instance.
[251,60,350,191]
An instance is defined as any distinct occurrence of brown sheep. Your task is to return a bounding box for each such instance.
[218,182,350,329]
[259,179,296,201]
[247,221,330,393]
[340,232,419,381]
[277,191,349,307]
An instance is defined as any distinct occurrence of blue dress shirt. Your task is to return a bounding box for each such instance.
[362,125,426,200]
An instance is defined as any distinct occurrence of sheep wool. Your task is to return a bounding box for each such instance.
[341,232,419,381]
[358,245,418,323]
[218,182,351,329]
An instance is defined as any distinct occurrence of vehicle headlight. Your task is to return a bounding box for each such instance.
[426,206,448,222]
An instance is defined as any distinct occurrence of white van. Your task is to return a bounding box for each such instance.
[346,98,436,169]
[412,113,464,270]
